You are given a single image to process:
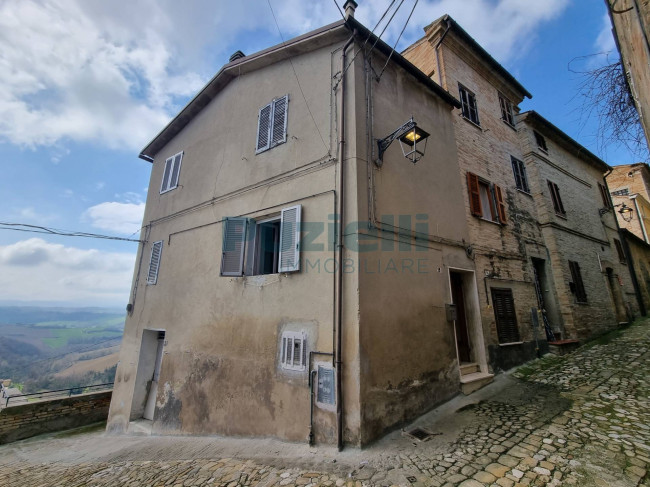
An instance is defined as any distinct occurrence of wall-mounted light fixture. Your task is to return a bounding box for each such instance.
[618,203,634,222]
[376,117,430,166]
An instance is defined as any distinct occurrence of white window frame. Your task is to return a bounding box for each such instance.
[499,93,515,127]
[459,84,480,126]
[160,151,183,194]
[256,95,289,154]
[147,241,163,285]
[280,331,307,371]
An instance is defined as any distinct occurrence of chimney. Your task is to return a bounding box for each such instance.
[229,50,246,63]
[343,0,357,19]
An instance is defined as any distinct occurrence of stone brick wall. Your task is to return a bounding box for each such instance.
[623,229,650,312]
[0,390,111,444]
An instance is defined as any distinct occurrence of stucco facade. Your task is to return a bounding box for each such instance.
[107,14,481,447]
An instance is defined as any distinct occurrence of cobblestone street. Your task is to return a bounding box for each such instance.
[1,321,649,487]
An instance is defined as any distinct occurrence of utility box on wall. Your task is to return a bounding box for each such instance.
[317,366,335,406]
[445,303,457,322]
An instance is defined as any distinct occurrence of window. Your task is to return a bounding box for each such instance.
[220,204,301,276]
[612,188,629,196]
[614,238,626,263]
[147,241,163,285]
[256,95,289,153]
[598,182,612,208]
[511,157,530,193]
[280,331,307,371]
[499,94,515,127]
[534,131,548,152]
[467,172,507,224]
[491,288,520,344]
[459,84,480,125]
[568,260,587,303]
[160,152,183,194]
[547,180,566,217]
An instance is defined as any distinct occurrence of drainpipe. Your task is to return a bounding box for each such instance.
[336,33,355,452]
[604,174,646,315]
[631,195,649,242]
[433,17,452,89]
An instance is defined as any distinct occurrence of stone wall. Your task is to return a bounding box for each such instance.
[0,390,111,444]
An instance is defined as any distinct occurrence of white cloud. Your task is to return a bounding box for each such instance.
[595,12,616,54]
[0,238,136,306]
[0,0,568,153]
[84,202,145,235]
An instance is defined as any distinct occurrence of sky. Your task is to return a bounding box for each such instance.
[0,0,637,308]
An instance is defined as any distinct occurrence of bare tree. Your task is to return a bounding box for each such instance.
[570,53,649,162]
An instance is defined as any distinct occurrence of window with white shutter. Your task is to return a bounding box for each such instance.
[220,204,301,276]
[160,152,183,194]
[280,331,307,371]
[220,218,248,276]
[256,95,289,154]
[279,205,301,273]
[147,241,163,285]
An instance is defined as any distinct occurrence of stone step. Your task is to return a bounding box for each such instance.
[460,372,494,395]
[128,419,153,436]
[548,339,580,356]
[460,363,480,376]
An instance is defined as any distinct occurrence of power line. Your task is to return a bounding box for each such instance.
[332,0,346,20]
[0,222,143,243]
[266,0,330,154]
[377,0,419,79]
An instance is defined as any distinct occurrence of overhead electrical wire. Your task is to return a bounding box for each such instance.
[377,0,419,79]
[0,222,143,243]
[266,0,330,154]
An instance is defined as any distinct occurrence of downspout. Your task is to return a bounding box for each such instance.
[604,173,646,315]
[336,33,356,452]
[631,195,649,242]
[433,18,452,89]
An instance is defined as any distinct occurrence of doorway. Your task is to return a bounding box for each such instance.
[130,329,165,421]
[606,267,628,324]
[450,271,471,363]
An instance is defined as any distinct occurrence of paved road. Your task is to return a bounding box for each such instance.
[1,321,649,487]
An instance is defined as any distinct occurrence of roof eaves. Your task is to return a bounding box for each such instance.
[345,16,461,109]
[441,15,532,99]
[519,111,611,171]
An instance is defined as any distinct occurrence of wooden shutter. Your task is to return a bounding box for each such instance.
[598,183,611,208]
[271,95,288,146]
[494,184,507,224]
[279,205,301,273]
[169,152,183,189]
[568,260,587,302]
[220,218,247,276]
[160,157,173,193]
[147,241,163,285]
[467,172,482,216]
[548,181,566,216]
[491,288,520,344]
[256,103,272,153]
[459,86,470,119]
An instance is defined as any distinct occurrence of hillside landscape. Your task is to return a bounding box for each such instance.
[0,306,124,394]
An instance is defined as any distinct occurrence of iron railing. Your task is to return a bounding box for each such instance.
[2,382,113,407]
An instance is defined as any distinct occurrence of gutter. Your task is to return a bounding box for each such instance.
[630,195,649,242]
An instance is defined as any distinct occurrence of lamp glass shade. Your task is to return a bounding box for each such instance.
[399,126,430,147]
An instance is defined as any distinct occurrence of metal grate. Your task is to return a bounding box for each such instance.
[405,427,436,441]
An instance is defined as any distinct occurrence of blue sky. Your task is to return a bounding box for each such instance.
[0,0,637,307]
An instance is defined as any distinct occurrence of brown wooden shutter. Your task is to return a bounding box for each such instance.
[467,172,482,216]
[494,184,507,224]
[491,288,520,344]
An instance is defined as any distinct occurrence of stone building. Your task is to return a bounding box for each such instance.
[108,4,482,447]
[518,111,638,337]
[606,0,650,146]
[403,15,639,365]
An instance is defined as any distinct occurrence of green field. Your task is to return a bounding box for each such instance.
[42,326,123,348]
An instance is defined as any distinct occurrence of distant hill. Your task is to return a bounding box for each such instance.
[0,306,124,327]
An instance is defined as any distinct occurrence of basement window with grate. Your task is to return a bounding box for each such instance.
[256,95,289,153]
[280,331,307,371]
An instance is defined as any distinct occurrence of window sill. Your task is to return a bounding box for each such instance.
[516,189,533,197]
[502,119,517,131]
[461,115,482,130]
[499,341,524,347]
[479,216,501,226]
[159,186,178,195]
[555,213,568,220]
[537,147,549,155]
